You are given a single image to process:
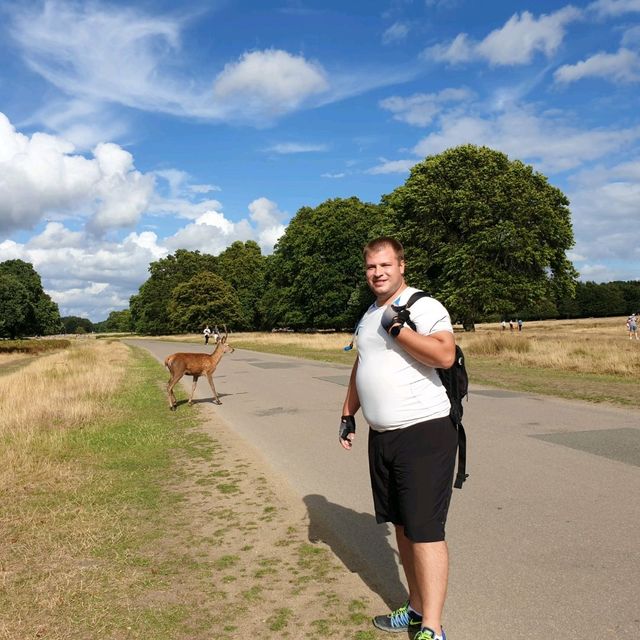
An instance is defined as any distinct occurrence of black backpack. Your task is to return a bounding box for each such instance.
[401,291,469,489]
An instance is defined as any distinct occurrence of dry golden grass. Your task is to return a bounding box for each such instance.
[0,353,29,366]
[0,340,130,499]
[234,318,640,377]
[460,316,640,377]
[233,330,350,351]
[143,317,640,378]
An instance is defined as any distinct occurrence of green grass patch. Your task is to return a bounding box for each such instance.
[1,346,217,639]
[468,357,640,408]
[267,607,293,631]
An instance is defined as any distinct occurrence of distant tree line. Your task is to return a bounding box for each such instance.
[129,146,583,333]
[61,309,132,334]
[0,259,62,339]
[556,281,640,319]
[5,146,635,338]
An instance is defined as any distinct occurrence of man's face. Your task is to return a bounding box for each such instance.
[365,245,405,303]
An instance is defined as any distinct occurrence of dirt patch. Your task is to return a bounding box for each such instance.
[156,407,388,639]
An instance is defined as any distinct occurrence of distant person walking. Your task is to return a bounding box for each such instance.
[509,320,514,332]
[203,325,212,345]
[212,325,221,343]
[501,320,507,331]
[628,314,638,340]
[518,319,523,332]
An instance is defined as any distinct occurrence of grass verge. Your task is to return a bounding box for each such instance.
[0,342,378,639]
[466,358,639,408]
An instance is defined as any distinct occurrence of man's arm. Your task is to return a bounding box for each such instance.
[340,360,361,450]
[391,327,456,369]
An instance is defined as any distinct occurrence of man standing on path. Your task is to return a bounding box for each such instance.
[339,237,457,640]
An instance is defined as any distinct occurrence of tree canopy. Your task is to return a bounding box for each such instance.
[216,241,267,329]
[0,260,62,338]
[260,197,389,329]
[168,272,246,332]
[130,245,268,334]
[93,310,132,333]
[61,316,94,334]
[385,145,577,328]
[130,250,219,334]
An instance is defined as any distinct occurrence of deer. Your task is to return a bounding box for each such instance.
[164,326,235,411]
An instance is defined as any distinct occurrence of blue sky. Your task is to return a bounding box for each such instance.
[0,0,639,321]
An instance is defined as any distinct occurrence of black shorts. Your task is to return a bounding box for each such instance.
[368,416,458,543]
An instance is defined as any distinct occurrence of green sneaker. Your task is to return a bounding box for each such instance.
[414,626,446,640]
[372,601,422,633]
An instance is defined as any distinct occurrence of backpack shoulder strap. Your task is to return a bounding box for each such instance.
[405,290,429,309]
[402,290,429,331]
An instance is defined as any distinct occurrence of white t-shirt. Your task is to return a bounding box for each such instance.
[355,287,453,431]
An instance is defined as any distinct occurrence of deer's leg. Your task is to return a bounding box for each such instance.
[206,372,221,404]
[167,373,179,410]
[188,375,199,405]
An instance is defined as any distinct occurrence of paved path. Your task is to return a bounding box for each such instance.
[127,340,639,640]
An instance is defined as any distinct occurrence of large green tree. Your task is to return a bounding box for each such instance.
[0,260,62,337]
[216,241,266,329]
[130,249,218,334]
[93,310,132,333]
[168,272,246,332]
[385,145,577,329]
[61,316,94,334]
[0,274,31,339]
[260,197,388,329]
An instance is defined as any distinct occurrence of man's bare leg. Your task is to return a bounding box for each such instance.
[395,525,420,612]
[412,538,449,634]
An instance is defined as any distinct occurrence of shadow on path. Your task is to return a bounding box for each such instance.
[303,494,406,608]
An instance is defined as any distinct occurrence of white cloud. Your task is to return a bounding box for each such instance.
[147,196,224,221]
[190,184,221,194]
[554,48,640,83]
[382,22,410,45]
[321,172,346,178]
[380,88,473,126]
[212,49,329,122]
[366,159,416,174]
[425,7,582,66]
[152,170,221,199]
[29,99,130,151]
[426,33,474,64]
[9,1,418,131]
[88,144,155,234]
[588,0,640,17]
[162,197,287,256]
[9,1,187,113]
[411,105,639,172]
[0,112,153,236]
[545,159,640,280]
[27,222,84,249]
[622,25,640,47]
[248,197,287,251]
[266,142,329,154]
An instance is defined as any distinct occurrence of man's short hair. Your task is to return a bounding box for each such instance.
[363,236,405,263]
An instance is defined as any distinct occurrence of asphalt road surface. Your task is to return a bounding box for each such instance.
[127,339,640,640]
